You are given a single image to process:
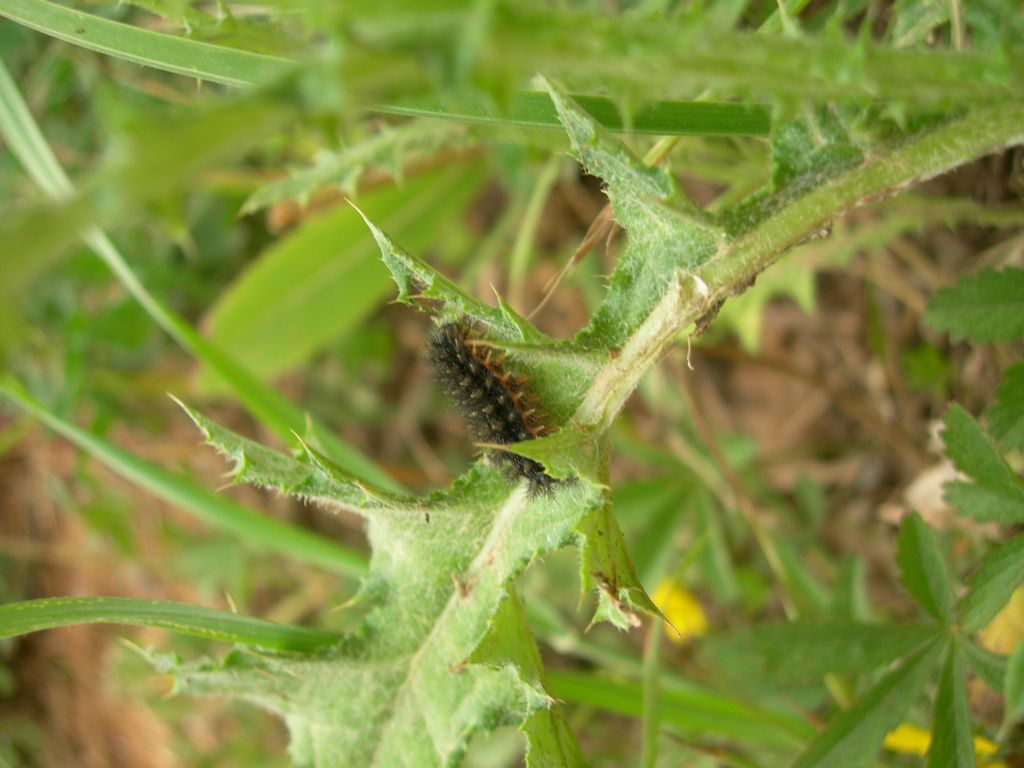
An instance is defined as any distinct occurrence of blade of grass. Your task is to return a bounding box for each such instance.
[547,669,811,750]
[378,92,771,136]
[0,1,771,137]
[0,596,338,652]
[0,0,289,87]
[0,56,403,493]
[0,378,368,578]
[641,621,664,768]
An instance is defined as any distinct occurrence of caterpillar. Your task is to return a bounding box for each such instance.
[427,322,555,493]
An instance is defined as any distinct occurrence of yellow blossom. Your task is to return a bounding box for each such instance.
[883,722,1005,767]
[651,579,708,645]
[979,586,1024,656]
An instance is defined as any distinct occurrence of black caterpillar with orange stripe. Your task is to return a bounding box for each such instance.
[428,322,555,493]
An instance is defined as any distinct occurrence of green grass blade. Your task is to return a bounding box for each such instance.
[0,0,289,87]
[0,596,338,652]
[0,2,770,137]
[547,670,812,749]
[0,56,403,493]
[0,378,368,577]
[379,92,770,136]
[641,625,663,768]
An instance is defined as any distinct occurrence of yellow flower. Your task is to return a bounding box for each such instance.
[979,586,1024,656]
[884,723,1005,767]
[651,579,708,645]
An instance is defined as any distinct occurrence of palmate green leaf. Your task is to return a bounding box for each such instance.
[896,512,953,624]
[989,363,1024,453]
[176,402,597,766]
[958,533,1024,634]
[197,161,487,393]
[925,267,1024,343]
[703,623,941,683]
[963,641,1006,693]
[0,596,337,653]
[1005,642,1024,725]
[792,639,945,768]
[942,405,1024,524]
[927,644,975,768]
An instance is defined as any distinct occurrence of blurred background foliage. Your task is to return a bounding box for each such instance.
[0,0,1023,766]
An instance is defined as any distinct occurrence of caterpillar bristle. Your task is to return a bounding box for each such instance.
[428,321,557,494]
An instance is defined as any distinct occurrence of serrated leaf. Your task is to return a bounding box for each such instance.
[242,121,470,213]
[703,623,941,683]
[989,363,1024,453]
[942,405,1024,524]
[792,639,944,768]
[925,268,1024,343]
[957,533,1024,634]
[176,404,596,765]
[541,79,722,352]
[578,501,662,630]
[927,644,975,768]
[896,512,953,624]
[495,425,606,486]
[355,204,603,426]
[197,162,486,393]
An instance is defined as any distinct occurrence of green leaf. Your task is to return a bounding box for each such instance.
[927,644,975,768]
[544,79,722,354]
[896,512,953,624]
[989,363,1024,453]
[176,405,597,764]
[792,639,944,768]
[957,533,1024,634]
[547,670,812,749]
[925,268,1024,343]
[703,623,941,683]
[963,641,1006,693]
[578,501,662,630]
[1005,641,1024,725]
[0,597,338,652]
[0,379,366,577]
[0,0,289,87]
[197,161,487,393]
[242,121,471,213]
[380,91,771,136]
[942,405,1024,524]
[470,591,586,768]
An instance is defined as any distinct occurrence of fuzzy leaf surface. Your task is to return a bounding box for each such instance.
[175,404,597,767]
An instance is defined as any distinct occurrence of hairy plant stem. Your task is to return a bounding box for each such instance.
[574,103,1024,431]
